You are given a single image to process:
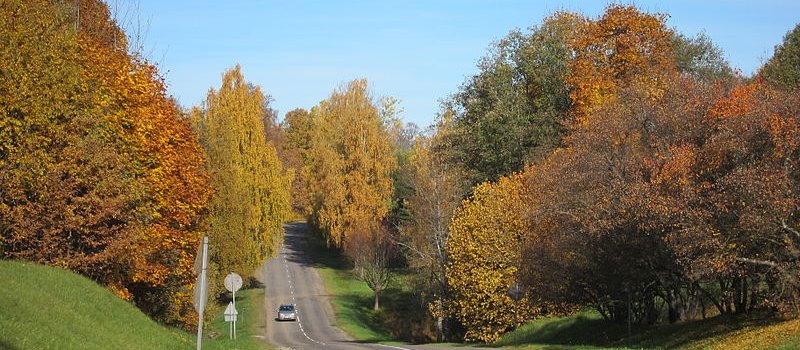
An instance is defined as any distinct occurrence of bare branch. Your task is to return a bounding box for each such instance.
[781,220,800,239]
[734,257,778,268]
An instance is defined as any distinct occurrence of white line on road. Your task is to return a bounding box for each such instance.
[369,344,413,350]
[282,254,326,346]
[297,316,326,346]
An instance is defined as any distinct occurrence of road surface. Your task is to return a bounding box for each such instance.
[259,222,472,350]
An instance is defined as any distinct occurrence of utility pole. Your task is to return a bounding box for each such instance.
[195,237,209,350]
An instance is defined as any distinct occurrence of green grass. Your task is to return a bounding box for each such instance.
[204,287,269,350]
[302,227,457,345]
[0,260,193,350]
[315,266,393,341]
[0,259,270,350]
[493,309,800,350]
[493,310,626,349]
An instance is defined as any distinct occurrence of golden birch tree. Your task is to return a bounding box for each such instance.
[193,66,291,279]
[305,80,397,252]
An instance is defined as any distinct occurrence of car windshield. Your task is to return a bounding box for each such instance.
[279,305,294,312]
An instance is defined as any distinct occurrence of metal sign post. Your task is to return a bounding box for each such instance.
[224,272,243,339]
[194,237,209,350]
[224,301,238,339]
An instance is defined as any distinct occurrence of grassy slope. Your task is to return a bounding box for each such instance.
[0,260,192,350]
[680,317,800,350]
[0,260,269,350]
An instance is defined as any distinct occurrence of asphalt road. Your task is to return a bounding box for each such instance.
[259,222,473,350]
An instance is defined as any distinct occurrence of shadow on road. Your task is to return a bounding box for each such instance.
[282,222,350,270]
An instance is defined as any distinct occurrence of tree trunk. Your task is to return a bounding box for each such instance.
[697,284,725,315]
[666,289,685,323]
[436,315,444,342]
[373,291,380,311]
[733,277,747,314]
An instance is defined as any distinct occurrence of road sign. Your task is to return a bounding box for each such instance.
[194,237,209,312]
[224,301,239,339]
[224,272,243,292]
[224,301,238,322]
[193,276,208,312]
[224,272,243,339]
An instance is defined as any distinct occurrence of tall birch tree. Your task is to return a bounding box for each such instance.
[193,66,291,279]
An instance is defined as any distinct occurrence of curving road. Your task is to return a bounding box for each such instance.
[259,222,472,350]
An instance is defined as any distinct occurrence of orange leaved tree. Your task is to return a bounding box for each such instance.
[566,4,675,126]
[0,0,212,328]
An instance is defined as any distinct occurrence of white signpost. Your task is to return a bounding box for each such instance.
[194,237,209,350]
[224,272,243,339]
[223,301,239,339]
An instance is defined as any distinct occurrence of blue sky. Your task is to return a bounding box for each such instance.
[130,0,800,128]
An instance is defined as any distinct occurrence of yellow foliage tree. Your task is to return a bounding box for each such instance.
[193,66,291,280]
[446,172,530,342]
[304,80,397,252]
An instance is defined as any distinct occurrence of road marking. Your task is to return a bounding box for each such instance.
[282,253,326,346]
[296,316,326,346]
[369,344,413,350]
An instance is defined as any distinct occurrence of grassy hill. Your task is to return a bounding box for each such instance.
[0,260,193,350]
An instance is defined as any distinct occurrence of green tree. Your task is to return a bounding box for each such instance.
[193,66,291,280]
[760,23,800,90]
[672,32,735,82]
[443,12,579,186]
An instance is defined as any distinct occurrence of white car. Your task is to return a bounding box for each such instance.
[277,304,296,321]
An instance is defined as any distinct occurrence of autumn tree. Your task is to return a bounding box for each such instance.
[760,23,800,90]
[0,0,212,328]
[566,4,675,125]
[281,108,313,214]
[0,0,142,283]
[414,4,800,344]
[446,172,530,342]
[683,82,800,315]
[304,80,396,253]
[300,80,397,311]
[519,69,800,325]
[192,66,291,281]
[522,73,724,324]
[80,29,211,327]
[398,114,467,341]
